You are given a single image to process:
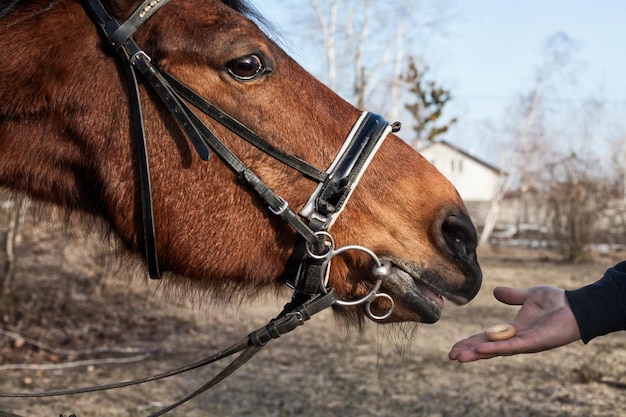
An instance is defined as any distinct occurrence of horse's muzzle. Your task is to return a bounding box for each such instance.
[372,207,482,323]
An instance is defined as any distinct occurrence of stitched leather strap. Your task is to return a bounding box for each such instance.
[161,71,328,183]
[282,113,392,294]
[109,0,172,47]
[82,0,330,278]
[124,58,161,278]
[80,0,394,295]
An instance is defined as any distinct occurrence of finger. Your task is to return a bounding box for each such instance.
[449,341,501,363]
[449,338,524,362]
[453,350,501,363]
[448,333,489,360]
[475,339,520,355]
[450,333,488,350]
[450,326,532,362]
[493,286,530,306]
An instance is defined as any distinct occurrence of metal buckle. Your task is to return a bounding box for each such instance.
[129,50,151,66]
[268,196,288,216]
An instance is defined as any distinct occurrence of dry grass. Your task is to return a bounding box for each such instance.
[1,209,625,417]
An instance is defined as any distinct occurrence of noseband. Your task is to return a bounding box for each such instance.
[0,0,402,414]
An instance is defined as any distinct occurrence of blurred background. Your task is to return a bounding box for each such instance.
[2,2,626,416]
[258,0,626,260]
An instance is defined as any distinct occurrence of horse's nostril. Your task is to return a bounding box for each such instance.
[436,209,482,302]
[441,213,478,260]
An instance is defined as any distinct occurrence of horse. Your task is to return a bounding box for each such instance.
[0,0,482,326]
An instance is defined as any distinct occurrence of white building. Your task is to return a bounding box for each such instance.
[418,140,506,227]
[418,140,502,202]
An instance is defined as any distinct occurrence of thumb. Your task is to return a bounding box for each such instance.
[493,286,530,306]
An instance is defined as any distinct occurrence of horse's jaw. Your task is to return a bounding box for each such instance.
[376,257,482,323]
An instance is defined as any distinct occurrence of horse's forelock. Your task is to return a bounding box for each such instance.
[219,0,254,15]
[220,0,276,36]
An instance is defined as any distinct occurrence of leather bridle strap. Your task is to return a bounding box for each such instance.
[124,55,162,278]
[80,0,400,295]
[160,71,328,182]
[302,111,392,230]
[80,0,328,278]
[0,0,399,414]
[80,0,175,278]
[0,289,338,417]
[282,112,394,294]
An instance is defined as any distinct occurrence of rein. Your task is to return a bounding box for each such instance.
[0,0,402,414]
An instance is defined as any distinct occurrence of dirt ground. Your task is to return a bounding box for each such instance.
[1,209,626,417]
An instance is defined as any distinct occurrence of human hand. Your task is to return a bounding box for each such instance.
[448,286,581,363]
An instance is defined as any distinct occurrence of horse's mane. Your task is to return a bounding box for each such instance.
[0,0,27,19]
[0,0,265,21]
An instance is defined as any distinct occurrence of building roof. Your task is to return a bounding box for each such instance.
[418,139,504,175]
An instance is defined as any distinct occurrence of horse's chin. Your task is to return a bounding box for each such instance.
[373,257,476,324]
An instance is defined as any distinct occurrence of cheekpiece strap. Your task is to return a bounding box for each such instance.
[282,112,393,294]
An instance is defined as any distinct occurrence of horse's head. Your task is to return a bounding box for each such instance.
[0,0,481,324]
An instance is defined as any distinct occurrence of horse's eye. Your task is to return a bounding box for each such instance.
[226,54,267,81]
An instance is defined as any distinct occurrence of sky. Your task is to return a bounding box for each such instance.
[254,1,626,166]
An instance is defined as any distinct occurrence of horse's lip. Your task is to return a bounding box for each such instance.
[380,257,469,323]
[384,266,442,323]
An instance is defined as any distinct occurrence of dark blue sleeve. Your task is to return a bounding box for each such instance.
[565,261,626,343]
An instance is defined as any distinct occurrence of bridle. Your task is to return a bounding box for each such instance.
[78,0,401,314]
[0,0,402,414]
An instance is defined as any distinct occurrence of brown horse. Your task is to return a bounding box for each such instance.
[0,0,481,324]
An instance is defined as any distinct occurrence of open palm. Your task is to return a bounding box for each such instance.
[449,286,582,363]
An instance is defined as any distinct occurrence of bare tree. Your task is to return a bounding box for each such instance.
[310,0,391,109]
[542,154,616,261]
[300,0,456,118]
[401,56,457,148]
[479,32,579,246]
[310,0,339,90]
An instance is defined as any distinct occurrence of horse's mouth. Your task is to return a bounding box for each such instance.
[377,257,478,323]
